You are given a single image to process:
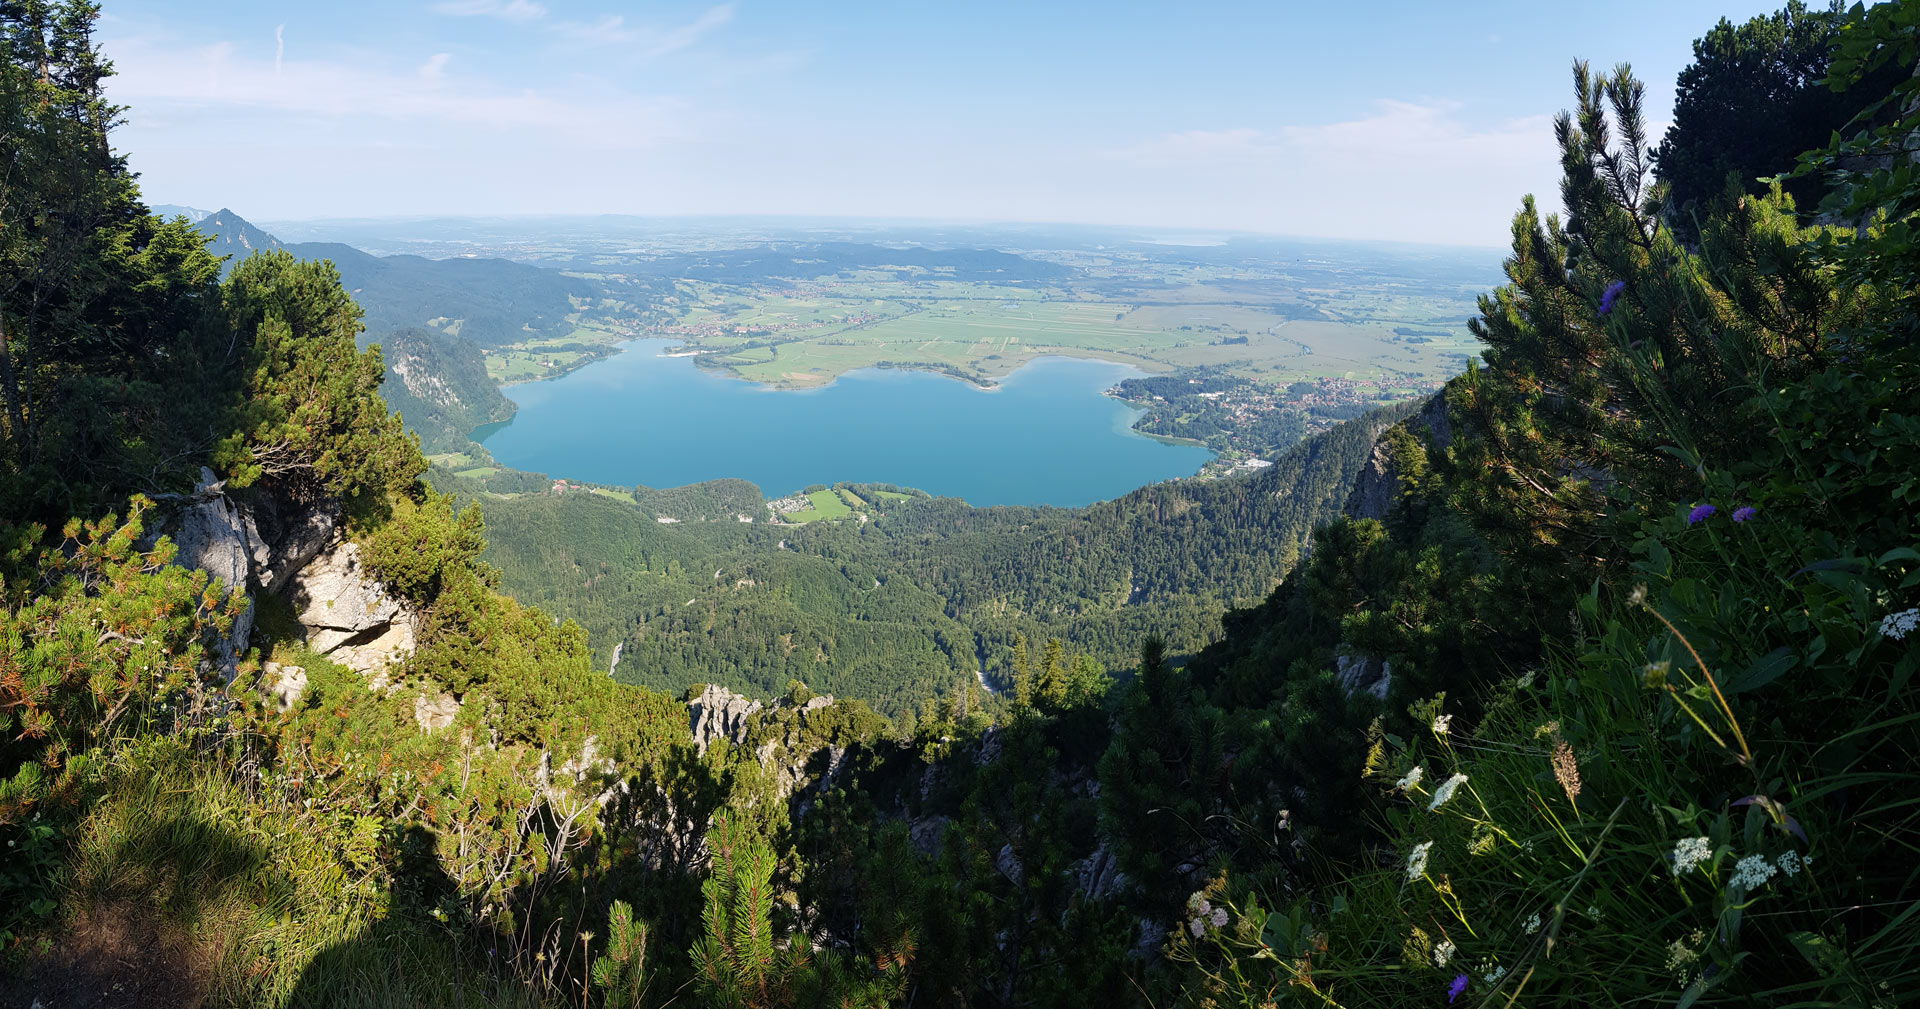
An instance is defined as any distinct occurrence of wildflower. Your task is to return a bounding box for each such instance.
[1211,907,1229,928]
[1642,660,1671,689]
[1598,280,1626,315]
[1628,583,1648,607]
[1731,853,1777,891]
[1524,912,1541,935]
[1429,773,1468,811]
[1687,504,1716,525]
[1189,917,1205,938]
[1880,608,1919,641]
[1434,938,1456,968]
[1666,936,1700,982]
[1396,765,1426,791]
[1670,836,1712,876]
[1484,963,1507,985]
[1432,714,1453,735]
[1731,506,1755,523]
[1447,974,1469,1003]
[1586,905,1601,921]
[1407,840,1434,881]
[1776,851,1803,877]
[1187,891,1209,914]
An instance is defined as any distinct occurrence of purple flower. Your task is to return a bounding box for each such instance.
[1732,506,1755,523]
[1687,504,1716,525]
[1448,974,1469,1003]
[1598,280,1626,316]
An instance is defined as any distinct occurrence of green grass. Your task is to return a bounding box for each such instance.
[38,740,545,1009]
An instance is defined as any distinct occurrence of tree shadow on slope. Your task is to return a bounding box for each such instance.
[284,825,535,1009]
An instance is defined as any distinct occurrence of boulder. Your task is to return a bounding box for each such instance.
[292,541,414,676]
[414,692,459,732]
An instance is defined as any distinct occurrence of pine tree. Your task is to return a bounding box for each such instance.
[1037,638,1068,708]
[1010,632,1033,709]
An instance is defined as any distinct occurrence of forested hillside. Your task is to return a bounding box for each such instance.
[2,2,1917,1008]
[457,402,1404,715]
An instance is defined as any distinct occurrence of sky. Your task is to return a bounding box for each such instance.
[102,1,1791,247]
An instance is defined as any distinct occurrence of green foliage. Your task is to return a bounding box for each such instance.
[590,900,649,1009]
[0,498,237,820]
[215,251,422,508]
[691,816,807,1008]
[1162,55,1920,1008]
[1653,1,1896,241]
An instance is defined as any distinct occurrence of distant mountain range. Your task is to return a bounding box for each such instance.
[180,207,602,348]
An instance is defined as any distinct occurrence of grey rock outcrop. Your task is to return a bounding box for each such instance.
[1334,649,1392,701]
[687,684,764,756]
[155,469,267,680]
[1344,392,1453,522]
[291,541,415,677]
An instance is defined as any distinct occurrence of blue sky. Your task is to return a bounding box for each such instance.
[102,1,1789,246]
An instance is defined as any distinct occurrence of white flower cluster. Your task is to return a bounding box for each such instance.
[1777,850,1805,877]
[1396,765,1425,791]
[1483,964,1507,985]
[1524,912,1541,935]
[1433,938,1456,968]
[1407,840,1433,881]
[1670,836,1712,876]
[1880,607,1919,640]
[1731,853,1777,891]
[1428,773,1468,811]
[1432,714,1454,735]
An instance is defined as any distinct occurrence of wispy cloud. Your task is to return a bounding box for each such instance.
[433,0,547,21]
[553,4,735,59]
[106,33,689,150]
[273,24,283,75]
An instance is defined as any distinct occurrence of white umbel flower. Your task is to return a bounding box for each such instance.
[1669,836,1712,876]
[1880,608,1918,640]
[1777,851,1804,877]
[1396,765,1425,790]
[1731,853,1777,891]
[1406,840,1433,881]
[1433,938,1456,968]
[1524,912,1541,935]
[1432,714,1454,735]
[1428,773,1468,811]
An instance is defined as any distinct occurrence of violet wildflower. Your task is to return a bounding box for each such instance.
[1732,506,1755,523]
[1598,280,1626,316]
[1687,504,1716,525]
[1448,974,1469,1004]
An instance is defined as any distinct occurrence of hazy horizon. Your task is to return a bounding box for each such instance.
[111,1,1787,247]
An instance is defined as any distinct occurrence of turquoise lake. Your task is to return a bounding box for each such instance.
[475,340,1212,507]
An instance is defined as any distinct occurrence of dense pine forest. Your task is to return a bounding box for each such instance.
[3,1,1918,1007]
